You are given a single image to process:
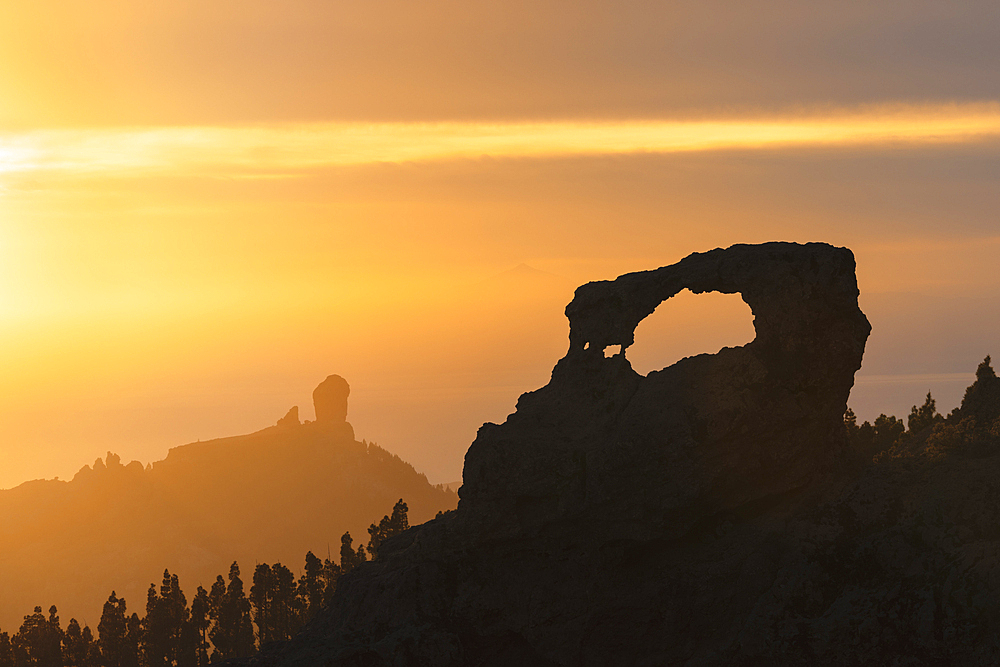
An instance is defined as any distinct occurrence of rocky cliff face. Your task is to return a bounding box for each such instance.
[245,242,938,665]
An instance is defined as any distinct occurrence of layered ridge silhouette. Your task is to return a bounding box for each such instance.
[0,375,457,632]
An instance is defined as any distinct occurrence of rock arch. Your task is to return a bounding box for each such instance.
[244,242,873,667]
[462,242,872,541]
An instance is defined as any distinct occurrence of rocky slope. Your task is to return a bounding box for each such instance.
[233,242,1000,665]
[0,375,456,632]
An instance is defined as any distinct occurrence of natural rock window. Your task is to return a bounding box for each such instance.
[625,289,755,376]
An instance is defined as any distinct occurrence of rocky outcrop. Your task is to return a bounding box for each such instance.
[277,406,300,427]
[0,376,457,634]
[314,375,350,424]
[311,375,355,441]
[461,242,870,546]
[243,242,892,665]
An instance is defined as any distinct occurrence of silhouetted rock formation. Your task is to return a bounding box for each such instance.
[246,243,901,665]
[312,375,355,441]
[0,375,456,633]
[463,242,870,545]
[314,375,350,424]
[277,405,300,427]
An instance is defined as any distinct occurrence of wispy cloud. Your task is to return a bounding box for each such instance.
[854,373,974,385]
[2,104,1000,179]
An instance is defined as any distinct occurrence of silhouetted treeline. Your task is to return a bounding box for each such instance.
[846,356,1000,464]
[0,499,409,667]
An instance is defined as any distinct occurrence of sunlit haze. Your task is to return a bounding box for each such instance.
[2,0,999,491]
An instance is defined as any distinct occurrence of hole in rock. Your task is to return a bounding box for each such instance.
[604,344,622,358]
[626,289,755,376]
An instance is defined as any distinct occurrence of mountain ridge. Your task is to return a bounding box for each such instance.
[0,375,457,633]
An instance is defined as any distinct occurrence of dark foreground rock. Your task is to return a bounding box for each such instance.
[240,242,1000,665]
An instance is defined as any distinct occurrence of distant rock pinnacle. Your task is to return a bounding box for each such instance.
[277,406,300,427]
[313,375,350,423]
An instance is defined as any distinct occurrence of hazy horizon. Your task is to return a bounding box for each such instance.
[2,0,1000,491]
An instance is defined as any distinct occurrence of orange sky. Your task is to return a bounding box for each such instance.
[1,1,999,489]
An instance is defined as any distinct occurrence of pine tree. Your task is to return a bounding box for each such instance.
[143,570,189,666]
[144,582,168,666]
[250,564,275,646]
[908,392,941,434]
[297,552,325,625]
[98,592,128,667]
[177,619,199,667]
[251,563,298,645]
[0,632,13,667]
[62,620,81,667]
[45,606,65,667]
[367,499,409,560]
[208,575,228,659]
[63,618,96,667]
[14,605,63,667]
[270,564,296,642]
[81,626,99,667]
[209,563,255,660]
[122,614,141,667]
[956,356,1000,424]
[9,630,27,667]
[186,586,211,666]
[321,558,342,609]
[844,407,858,433]
[230,565,255,659]
[339,533,367,574]
[339,532,355,574]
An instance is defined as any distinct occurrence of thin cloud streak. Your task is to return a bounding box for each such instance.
[2,104,1000,178]
[854,373,974,385]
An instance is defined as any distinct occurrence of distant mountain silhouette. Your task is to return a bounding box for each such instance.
[0,375,456,632]
[486,262,558,281]
[478,263,568,295]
